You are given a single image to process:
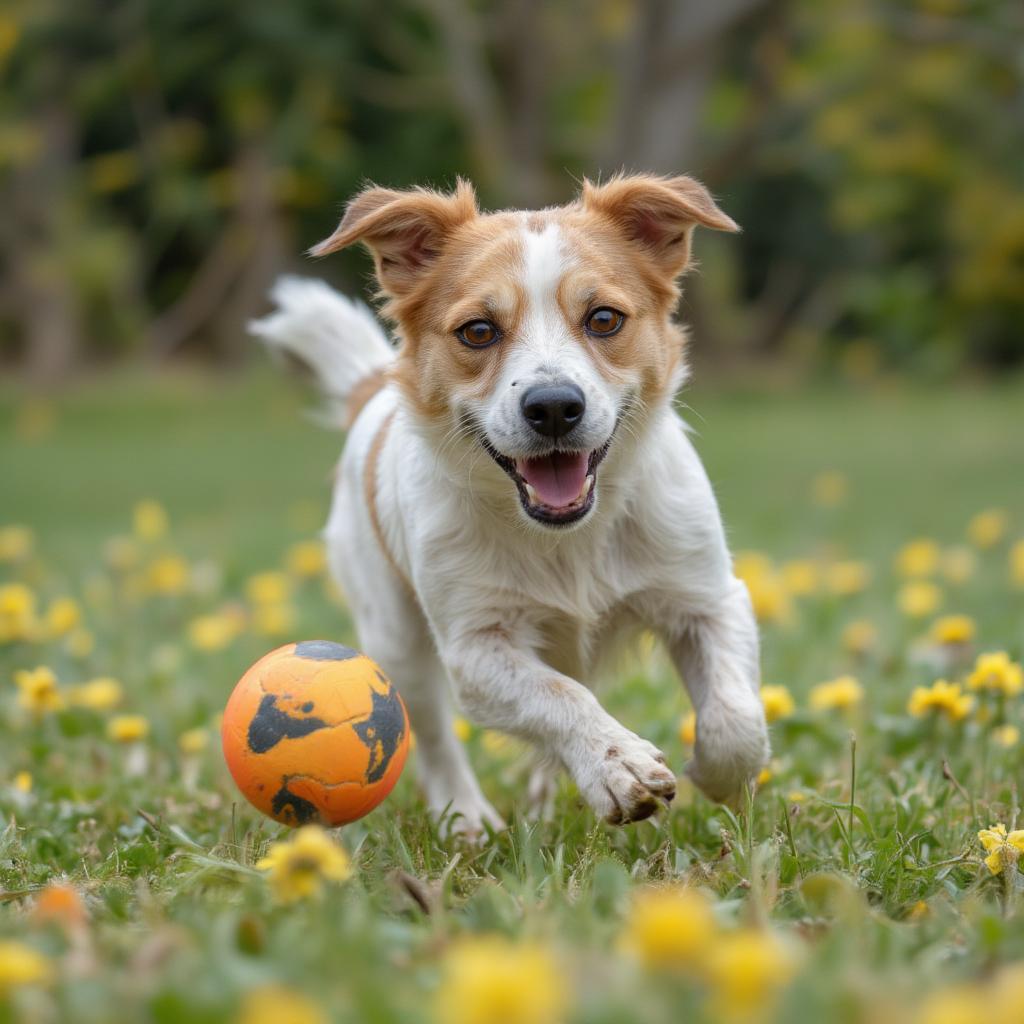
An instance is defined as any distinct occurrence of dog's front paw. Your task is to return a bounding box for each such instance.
[576,733,677,824]
[686,697,770,805]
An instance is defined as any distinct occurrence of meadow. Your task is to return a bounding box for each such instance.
[2,370,1024,1024]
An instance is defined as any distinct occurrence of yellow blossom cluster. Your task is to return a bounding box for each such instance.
[256,825,352,903]
[907,679,974,722]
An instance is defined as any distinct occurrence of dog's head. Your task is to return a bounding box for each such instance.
[314,174,737,530]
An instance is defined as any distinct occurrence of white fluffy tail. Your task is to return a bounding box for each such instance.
[249,276,394,423]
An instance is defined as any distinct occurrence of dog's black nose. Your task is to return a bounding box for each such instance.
[521,383,586,438]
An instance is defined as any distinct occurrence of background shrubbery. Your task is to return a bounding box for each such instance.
[2,0,1022,379]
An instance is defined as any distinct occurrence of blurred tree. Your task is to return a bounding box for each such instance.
[0,0,1020,379]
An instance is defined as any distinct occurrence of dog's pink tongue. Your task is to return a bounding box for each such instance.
[516,451,588,508]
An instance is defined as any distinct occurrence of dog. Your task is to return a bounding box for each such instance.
[251,173,770,834]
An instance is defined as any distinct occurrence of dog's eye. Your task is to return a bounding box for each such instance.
[456,319,500,348]
[585,307,625,337]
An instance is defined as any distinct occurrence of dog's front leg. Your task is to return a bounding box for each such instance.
[439,612,677,824]
[660,578,770,804]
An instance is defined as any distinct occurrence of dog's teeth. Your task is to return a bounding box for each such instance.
[582,475,594,499]
[525,483,540,505]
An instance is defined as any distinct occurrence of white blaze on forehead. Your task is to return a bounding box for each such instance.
[521,222,568,319]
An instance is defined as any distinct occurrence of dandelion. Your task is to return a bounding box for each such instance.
[898,581,942,618]
[757,766,773,786]
[928,615,976,647]
[967,508,1008,549]
[145,555,189,596]
[68,677,123,711]
[993,724,1019,748]
[704,929,797,1018]
[188,612,240,652]
[1011,540,1024,589]
[942,546,976,585]
[761,685,796,723]
[918,984,985,1024]
[435,936,568,1024]
[978,823,1024,875]
[842,620,877,656]
[236,985,329,1024]
[286,540,327,578]
[0,525,33,563]
[13,666,65,715]
[133,499,168,542]
[256,825,352,903]
[178,727,209,755]
[895,539,940,578]
[13,771,32,793]
[0,583,38,643]
[811,470,847,507]
[907,679,974,722]
[107,714,150,743]
[825,560,871,597]
[246,571,292,606]
[780,560,819,597]
[967,652,1023,696]
[679,710,696,746]
[809,675,863,712]
[453,716,472,742]
[734,552,790,624]
[251,603,296,637]
[621,886,717,970]
[0,941,54,993]
[44,596,81,638]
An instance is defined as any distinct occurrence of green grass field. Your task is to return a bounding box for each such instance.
[2,371,1024,1024]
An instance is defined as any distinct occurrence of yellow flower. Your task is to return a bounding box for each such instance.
[256,825,352,903]
[809,675,863,712]
[13,771,32,793]
[811,470,848,507]
[761,685,795,723]
[978,823,1024,875]
[68,677,123,711]
[251,603,296,637]
[621,886,717,970]
[435,936,568,1024]
[895,539,940,578]
[133,499,168,542]
[0,583,38,643]
[967,652,1023,696]
[236,985,328,1024]
[704,929,797,1017]
[942,546,976,585]
[733,554,791,624]
[286,541,327,578]
[928,615,976,646]
[0,525,33,563]
[842,620,877,656]
[145,555,189,596]
[967,508,1008,549]
[188,612,241,652]
[825,561,871,597]
[13,666,64,714]
[0,941,54,993]
[757,767,773,786]
[178,727,209,755]
[918,984,987,1024]
[907,679,974,722]
[1011,540,1024,589]
[993,724,1019,749]
[107,714,150,743]
[679,710,696,746]
[781,560,819,597]
[246,571,292,606]
[453,716,472,742]
[43,597,81,639]
[898,581,943,618]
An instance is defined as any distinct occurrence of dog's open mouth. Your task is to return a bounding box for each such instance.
[481,437,613,527]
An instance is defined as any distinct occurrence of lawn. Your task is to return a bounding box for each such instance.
[1,370,1024,1024]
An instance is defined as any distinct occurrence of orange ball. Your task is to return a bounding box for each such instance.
[221,641,409,827]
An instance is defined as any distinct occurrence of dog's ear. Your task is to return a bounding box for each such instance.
[310,179,478,295]
[582,173,738,278]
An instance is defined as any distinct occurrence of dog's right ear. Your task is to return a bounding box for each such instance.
[310,180,478,296]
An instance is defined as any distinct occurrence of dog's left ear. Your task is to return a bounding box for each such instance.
[582,174,739,278]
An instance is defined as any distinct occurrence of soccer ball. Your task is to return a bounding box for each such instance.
[221,641,410,827]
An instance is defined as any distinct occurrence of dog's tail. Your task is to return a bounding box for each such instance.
[249,276,394,427]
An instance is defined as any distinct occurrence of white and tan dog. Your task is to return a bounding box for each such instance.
[251,173,769,833]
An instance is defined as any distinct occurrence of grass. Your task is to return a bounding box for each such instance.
[1,369,1024,1023]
